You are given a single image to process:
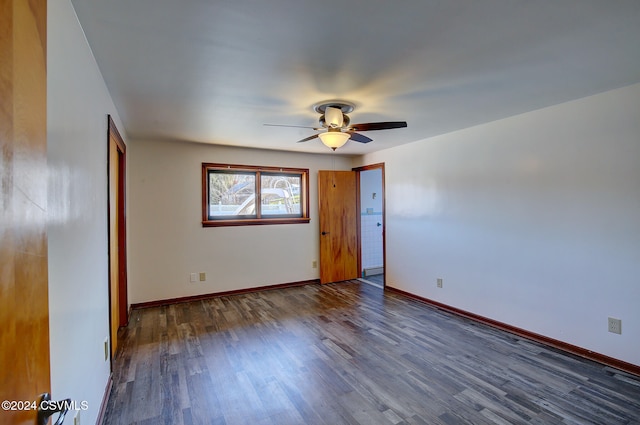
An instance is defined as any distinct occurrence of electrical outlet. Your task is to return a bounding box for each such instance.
[437,278,443,288]
[104,337,109,362]
[608,317,622,334]
[199,272,206,282]
[312,260,318,268]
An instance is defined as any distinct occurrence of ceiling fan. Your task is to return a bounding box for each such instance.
[265,101,407,151]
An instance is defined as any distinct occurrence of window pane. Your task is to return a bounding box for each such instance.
[261,174,301,216]
[209,172,256,217]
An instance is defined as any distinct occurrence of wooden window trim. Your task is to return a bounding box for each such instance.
[202,163,310,227]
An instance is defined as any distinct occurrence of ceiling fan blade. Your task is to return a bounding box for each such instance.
[296,134,319,143]
[347,132,373,144]
[348,121,407,131]
[264,123,319,129]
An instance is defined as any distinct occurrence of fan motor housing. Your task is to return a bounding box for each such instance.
[314,101,355,128]
[313,100,355,115]
[319,113,350,128]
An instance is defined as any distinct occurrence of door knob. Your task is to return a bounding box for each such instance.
[321,231,330,235]
[37,393,70,425]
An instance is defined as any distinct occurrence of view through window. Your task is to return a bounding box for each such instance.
[202,163,309,226]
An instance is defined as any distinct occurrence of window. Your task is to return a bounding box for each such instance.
[202,163,310,227]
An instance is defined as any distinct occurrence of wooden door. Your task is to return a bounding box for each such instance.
[108,117,128,360]
[318,171,358,284]
[0,0,51,424]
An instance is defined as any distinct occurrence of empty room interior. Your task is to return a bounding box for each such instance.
[2,0,640,424]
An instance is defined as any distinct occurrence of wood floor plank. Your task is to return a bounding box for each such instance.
[103,281,640,425]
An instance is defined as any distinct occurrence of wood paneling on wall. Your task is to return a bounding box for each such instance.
[1,0,51,423]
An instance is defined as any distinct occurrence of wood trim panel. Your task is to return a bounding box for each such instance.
[386,286,640,377]
[353,162,386,173]
[202,217,311,227]
[107,115,128,365]
[380,167,386,287]
[95,376,113,425]
[110,116,128,327]
[355,171,362,278]
[0,1,51,422]
[202,163,306,173]
[108,115,125,151]
[130,279,320,310]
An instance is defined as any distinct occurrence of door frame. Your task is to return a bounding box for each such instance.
[353,163,386,287]
[107,115,128,361]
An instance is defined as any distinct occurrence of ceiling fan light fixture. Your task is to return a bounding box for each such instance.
[318,131,350,151]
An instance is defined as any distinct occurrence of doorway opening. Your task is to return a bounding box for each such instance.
[355,164,385,288]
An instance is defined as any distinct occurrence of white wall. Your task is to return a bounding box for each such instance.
[355,83,640,367]
[129,140,352,304]
[47,0,126,422]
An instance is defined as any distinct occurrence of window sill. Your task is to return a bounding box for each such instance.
[202,217,311,227]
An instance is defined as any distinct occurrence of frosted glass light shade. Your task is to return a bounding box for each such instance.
[318,132,350,151]
[324,106,344,128]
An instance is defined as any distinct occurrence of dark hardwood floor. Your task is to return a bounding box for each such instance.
[103,281,640,425]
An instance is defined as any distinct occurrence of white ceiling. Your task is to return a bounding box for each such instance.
[71,0,640,155]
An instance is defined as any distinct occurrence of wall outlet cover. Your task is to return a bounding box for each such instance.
[608,317,622,334]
